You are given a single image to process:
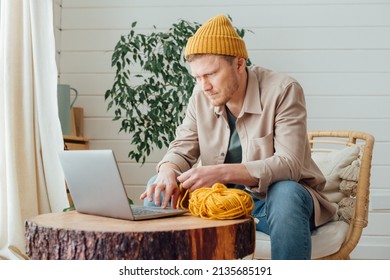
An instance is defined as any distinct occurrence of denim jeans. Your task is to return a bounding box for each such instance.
[144,175,315,260]
[251,180,316,260]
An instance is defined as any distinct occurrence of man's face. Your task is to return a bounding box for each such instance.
[189,55,240,107]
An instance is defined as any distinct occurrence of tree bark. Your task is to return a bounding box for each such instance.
[25,211,255,260]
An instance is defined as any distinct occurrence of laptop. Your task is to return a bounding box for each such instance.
[57,149,187,221]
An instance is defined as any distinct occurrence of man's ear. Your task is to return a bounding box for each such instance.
[237,57,247,72]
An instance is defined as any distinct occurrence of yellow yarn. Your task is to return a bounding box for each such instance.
[178,183,254,220]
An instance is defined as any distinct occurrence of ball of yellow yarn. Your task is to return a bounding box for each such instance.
[188,183,254,220]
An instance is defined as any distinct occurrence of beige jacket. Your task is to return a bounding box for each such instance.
[158,65,337,226]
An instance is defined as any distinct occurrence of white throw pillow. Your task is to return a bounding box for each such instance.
[312,145,360,193]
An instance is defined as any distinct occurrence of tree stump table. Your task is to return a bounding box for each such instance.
[25,211,255,260]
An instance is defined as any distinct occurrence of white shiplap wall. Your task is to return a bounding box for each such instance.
[54,0,390,259]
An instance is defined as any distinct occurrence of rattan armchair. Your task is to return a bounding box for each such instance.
[254,130,375,260]
[309,130,375,259]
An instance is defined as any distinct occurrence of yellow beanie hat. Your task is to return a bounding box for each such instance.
[185,14,248,60]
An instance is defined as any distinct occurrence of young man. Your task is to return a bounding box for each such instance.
[140,14,336,259]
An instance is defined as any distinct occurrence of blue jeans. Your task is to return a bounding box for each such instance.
[144,176,315,260]
[252,180,315,260]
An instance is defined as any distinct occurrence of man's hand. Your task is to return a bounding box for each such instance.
[139,163,181,208]
[177,165,225,192]
[177,164,258,192]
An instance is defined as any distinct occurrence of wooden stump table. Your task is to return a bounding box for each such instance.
[25,211,255,260]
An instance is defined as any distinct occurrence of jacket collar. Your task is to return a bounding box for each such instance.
[214,67,262,117]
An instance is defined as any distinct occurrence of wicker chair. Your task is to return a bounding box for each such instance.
[254,130,375,260]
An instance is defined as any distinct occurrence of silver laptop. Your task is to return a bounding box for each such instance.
[57,149,187,220]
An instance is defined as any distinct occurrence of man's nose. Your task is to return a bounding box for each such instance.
[200,78,212,91]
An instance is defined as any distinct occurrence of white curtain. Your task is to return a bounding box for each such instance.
[0,0,68,259]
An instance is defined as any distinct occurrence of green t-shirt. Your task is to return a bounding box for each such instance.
[224,108,245,190]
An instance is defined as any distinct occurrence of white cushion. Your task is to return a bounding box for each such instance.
[254,220,350,259]
[312,145,360,193]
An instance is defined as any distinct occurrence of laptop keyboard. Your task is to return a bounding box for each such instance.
[131,207,166,216]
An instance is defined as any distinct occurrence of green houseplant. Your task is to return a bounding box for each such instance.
[105,17,251,164]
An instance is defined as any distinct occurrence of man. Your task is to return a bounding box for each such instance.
[140,14,337,259]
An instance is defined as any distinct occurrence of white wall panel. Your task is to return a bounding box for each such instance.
[60,52,111,74]
[61,27,390,51]
[306,96,390,118]
[351,236,390,259]
[60,4,390,29]
[295,73,390,96]
[371,166,390,189]
[60,73,115,95]
[364,213,390,235]
[371,143,390,165]
[56,0,390,259]
[370,192,390,211]
[250,50,390,73]
[83,118,129,140]
[73,96,110,118]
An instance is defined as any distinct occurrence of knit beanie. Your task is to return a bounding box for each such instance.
[185,14,248,60]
